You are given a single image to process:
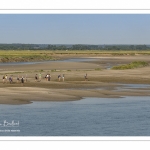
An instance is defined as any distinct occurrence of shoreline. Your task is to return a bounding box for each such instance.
[0,81,150,105]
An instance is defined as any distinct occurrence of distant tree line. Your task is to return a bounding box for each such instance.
[47,44,150,50]
[0,44,149,50]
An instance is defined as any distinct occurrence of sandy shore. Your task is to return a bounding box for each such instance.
[0,55,150,105]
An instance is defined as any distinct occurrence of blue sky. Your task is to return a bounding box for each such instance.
[0,14,150,45]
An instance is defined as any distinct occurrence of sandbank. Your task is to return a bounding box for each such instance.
[0,55,150,105]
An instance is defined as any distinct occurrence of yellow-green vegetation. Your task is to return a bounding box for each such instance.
[51,69,57,72]
[0,50,55,62]
[95,68,101,71]
[112,61,149,70]
[0,50,150,62]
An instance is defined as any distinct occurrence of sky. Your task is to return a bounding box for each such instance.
[0,14,150,45]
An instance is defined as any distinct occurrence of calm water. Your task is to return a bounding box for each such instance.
[0,58,95,66]
[114,84,150,91]
[0,96,150,136]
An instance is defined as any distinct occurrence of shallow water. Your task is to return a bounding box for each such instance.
[0,58,95,66]
[120,83,150,88]
[0,96,150,136]
[115,84,150,91]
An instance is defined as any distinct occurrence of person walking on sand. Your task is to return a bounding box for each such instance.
[58,74,61,82]
[35,74,38,82]
[2,75,5,84]
[84,73,88,81]
[9,76,13,84]
[48,74,51,81]
[47,74,50,81]
[46,74,49,81]
[17,76,20,83]
[21,76,24,86]
[45,74,47,81]
[11,75,13,83]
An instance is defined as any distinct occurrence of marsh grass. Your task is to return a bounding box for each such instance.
[0,50,150,62]
[0,50,54,62]
[95,68,102,71]
[51,69,57,72]
[112,61,149,70]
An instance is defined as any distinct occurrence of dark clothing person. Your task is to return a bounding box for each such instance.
[9,77,13,83]
[21,77,24,86]
[2,76,5,83]
[58,74,61,81]
[17,77,20,83]
[35,74,38,81]
[48,75,50,81]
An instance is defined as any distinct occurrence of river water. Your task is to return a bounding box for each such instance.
[0,96,150,136]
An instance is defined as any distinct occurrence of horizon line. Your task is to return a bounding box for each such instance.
[0,43,150,45]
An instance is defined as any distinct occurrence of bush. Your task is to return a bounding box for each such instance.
[95,68,101,71]
[112,61,149,70]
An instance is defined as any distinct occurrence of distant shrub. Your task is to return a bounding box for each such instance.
[95,68,101,71]
[112,61,149,70]
[51,69,56,72]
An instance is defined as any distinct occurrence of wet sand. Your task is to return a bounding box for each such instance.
[0,55,150,105]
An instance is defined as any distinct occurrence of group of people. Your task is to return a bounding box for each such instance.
[45,74,51,81]
[2,75,14,84]
[2,74,26,85]
[35,73,52,82]
[2,73,88,84]
[58,74,64,82]
[35,74,41,82]
[34,73,65,82]
[44,73,65,82]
